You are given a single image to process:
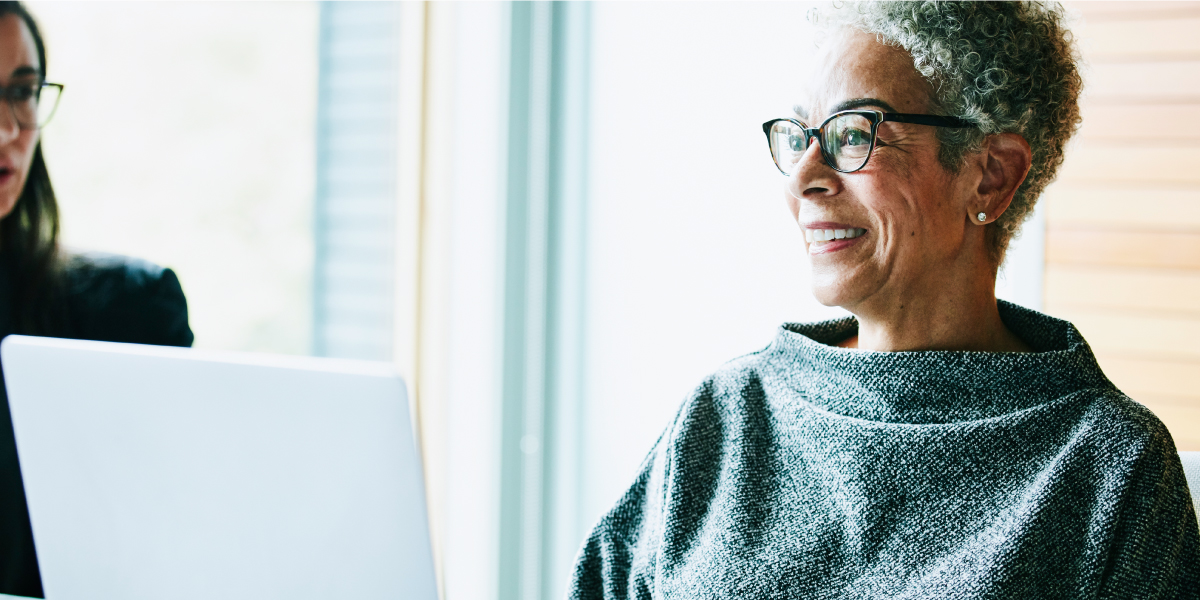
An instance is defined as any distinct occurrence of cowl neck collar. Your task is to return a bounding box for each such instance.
[762,301,1116,424]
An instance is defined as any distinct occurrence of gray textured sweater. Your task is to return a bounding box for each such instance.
[568,302,1200,599]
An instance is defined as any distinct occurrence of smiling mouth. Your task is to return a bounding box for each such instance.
[805,227,866,243]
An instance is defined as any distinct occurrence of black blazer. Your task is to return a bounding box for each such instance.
[0,252,193,598]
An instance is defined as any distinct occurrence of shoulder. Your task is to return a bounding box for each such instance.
[1067,389,1190,499]
[678,349,773,416]
[65,251,172,290]
[1078,391,1200,589]
[61,251,194,347]
[1079,390,1177,456]
[657,349,778,463]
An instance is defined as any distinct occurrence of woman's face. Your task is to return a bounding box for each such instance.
[787,29,982,313]
[0,14,40,220]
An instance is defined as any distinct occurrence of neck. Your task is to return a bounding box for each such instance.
[838,269,1032,354]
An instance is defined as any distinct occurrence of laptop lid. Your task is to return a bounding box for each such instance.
[1,335,438,600]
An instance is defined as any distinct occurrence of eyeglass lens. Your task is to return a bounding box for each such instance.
[769,113,876,173]
[5,84,62,129]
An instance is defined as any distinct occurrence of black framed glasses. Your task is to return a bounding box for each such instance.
[0,81,64,130]
[762,110,973,174]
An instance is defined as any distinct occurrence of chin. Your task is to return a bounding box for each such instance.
[0,196,17,221]
[809,282,855,309]
[808,265,859,307]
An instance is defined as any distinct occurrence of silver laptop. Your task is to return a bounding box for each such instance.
[1,335,438,600]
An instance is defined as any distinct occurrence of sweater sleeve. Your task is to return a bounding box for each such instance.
[568,427,674,600]
[1098,421,1200,599]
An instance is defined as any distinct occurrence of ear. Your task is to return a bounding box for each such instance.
[972,133,1032,224]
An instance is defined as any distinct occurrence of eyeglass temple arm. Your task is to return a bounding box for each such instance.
[881,113,974,129]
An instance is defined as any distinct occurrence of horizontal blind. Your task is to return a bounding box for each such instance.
[1047,2,1200,449]
[313,1,400,360]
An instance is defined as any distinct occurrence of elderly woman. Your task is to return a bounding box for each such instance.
[567,2,1200,598]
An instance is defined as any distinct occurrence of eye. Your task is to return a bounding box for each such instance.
[788,134,804,152]
[841,127,871,147]
[8,85,37,102]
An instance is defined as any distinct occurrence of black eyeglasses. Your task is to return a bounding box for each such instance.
[762,110,973,174]
[0,81,64,131]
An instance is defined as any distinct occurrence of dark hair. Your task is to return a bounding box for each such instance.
[0,1,65,335]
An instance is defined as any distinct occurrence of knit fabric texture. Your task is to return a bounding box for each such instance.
[567,301,1200,599]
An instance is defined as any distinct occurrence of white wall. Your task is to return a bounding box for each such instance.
[580,1,842,527]
[441,5,508,600]
[996,201,1046,311]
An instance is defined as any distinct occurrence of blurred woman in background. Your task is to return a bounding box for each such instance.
[0,2,193,596]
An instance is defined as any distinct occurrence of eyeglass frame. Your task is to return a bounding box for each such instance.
[762,110,975,175]
[0,81,65,131]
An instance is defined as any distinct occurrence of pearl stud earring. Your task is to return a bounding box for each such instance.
[977,212,987,222]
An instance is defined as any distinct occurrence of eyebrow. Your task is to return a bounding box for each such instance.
[9,66,38,78]
[831,97,899,113]
[792,97,900,122]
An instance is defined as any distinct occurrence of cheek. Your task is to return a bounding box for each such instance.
[856,153,957,231]
[844,173,918,236]
[16,130,37,171]
[841,183,935,272]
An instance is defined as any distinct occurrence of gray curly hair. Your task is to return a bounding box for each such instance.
[816,1,1083,263]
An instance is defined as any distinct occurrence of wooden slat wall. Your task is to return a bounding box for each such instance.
[1047,2,1200,450]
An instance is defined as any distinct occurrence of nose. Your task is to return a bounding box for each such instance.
[787,135,841,202]
[0,101,20,144]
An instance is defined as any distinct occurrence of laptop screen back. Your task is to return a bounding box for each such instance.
[2,335,437,600]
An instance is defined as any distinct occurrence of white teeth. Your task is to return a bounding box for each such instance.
[805,227,866,244]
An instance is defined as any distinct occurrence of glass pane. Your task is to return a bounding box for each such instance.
[823,113,873,171]
[36,3,318,354]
